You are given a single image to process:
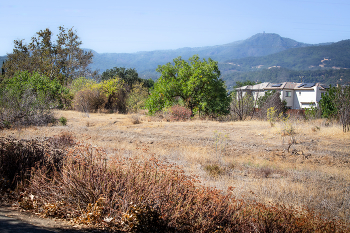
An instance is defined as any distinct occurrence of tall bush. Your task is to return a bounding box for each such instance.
[72,77,126,113]
[0,71,67,127]
[126,82,149,113]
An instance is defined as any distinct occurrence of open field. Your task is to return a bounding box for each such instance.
[1,110,350,223]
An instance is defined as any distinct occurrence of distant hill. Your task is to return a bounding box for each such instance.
[224,39,350,72]
[3,33,349,86]
[0,56,6,67]
[221,67,350,89]
[89,33,312,75]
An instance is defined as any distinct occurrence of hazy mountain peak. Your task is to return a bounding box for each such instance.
[243,32,308,49]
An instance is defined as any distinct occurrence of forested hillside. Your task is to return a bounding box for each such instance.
[89,33,311,74]
[221,67,350,89]
[224,39,350,71]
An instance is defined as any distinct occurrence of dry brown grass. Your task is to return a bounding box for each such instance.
[1,110,350,224]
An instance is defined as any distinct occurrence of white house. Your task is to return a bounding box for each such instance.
[236,82,328,109]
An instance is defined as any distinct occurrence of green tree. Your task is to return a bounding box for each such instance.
[320,85,350,132]
[0,71,67,127]
[146,55,231,116]
[101,67,154,90]
[234,80,259,88]
[3,26,94,85]
[319,86,338,119]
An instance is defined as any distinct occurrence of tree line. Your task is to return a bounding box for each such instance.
[0,26,349,133]
[0,26,154,128]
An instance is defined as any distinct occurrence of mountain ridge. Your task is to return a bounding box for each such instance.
[89,33,315,74]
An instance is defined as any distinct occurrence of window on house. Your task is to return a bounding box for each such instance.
[299,91,301,96]
[285,91,291,97]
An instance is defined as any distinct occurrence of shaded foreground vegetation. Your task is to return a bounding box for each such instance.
[0,134,349,232]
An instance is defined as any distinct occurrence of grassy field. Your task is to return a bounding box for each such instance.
[2,110,349,223]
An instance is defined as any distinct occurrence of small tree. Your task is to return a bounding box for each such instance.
[126,82,149,113]
[319,86,338,119]
[146,55,231,117]
[230,90,254,120]
[319,85,350,132]
[334,85,350,132]
[101,67,154,90]
[258,91,286,120]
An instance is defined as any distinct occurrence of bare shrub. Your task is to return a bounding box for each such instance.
[129,114,141,124]
[259,91,286,120]
[0,89,56,128]
[204,164,226,177]
[73,89,107,114]
[230,90,254,120]
[169,105,192,121]
[0,135,74,193]
[23,143,348,232]
[256,166,273,178]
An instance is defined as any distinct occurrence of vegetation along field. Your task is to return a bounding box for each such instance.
[1,111,349,231]
[0,26,350,232]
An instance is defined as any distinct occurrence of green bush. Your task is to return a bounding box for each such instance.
[58,117,67,126]
[0,71,67,126]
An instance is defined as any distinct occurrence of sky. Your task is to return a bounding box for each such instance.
[1,0,350,55]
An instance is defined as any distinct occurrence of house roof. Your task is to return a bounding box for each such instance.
[236,82,328,91]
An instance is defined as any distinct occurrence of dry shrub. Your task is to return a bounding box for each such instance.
[129,114,141,124]
[73,89,107,113]
[204,164,226,177]
[169,105,192,121]
[0,134,75,194]
[24,143,349,232]
[258,92,285,120]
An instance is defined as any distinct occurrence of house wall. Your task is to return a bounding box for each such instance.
[237,83,328,110]
[295,89,316,109]
[281,90,294,108]
[293,91,301,109]
[315,87,327,106]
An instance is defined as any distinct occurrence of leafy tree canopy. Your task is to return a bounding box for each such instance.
[319,86,338,119]
[101,67,154,89]
[234,80,259,88]
[146,55,231,116]
[2,26,94,85]
[1,71,66,102]
[319,85,350,132]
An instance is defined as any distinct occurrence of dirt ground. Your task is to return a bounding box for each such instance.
[0,205,90,232]
[1,110,350,223]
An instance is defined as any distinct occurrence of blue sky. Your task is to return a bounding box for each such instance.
[1,0,349,55]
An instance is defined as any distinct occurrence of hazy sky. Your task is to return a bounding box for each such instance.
[1,0,349,55]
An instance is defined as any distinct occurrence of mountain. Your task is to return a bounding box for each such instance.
[221,67,350,88]
[3,33,349,85]
[219,39,350,87]
[224,39,350,72]
[90,33,311,76]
